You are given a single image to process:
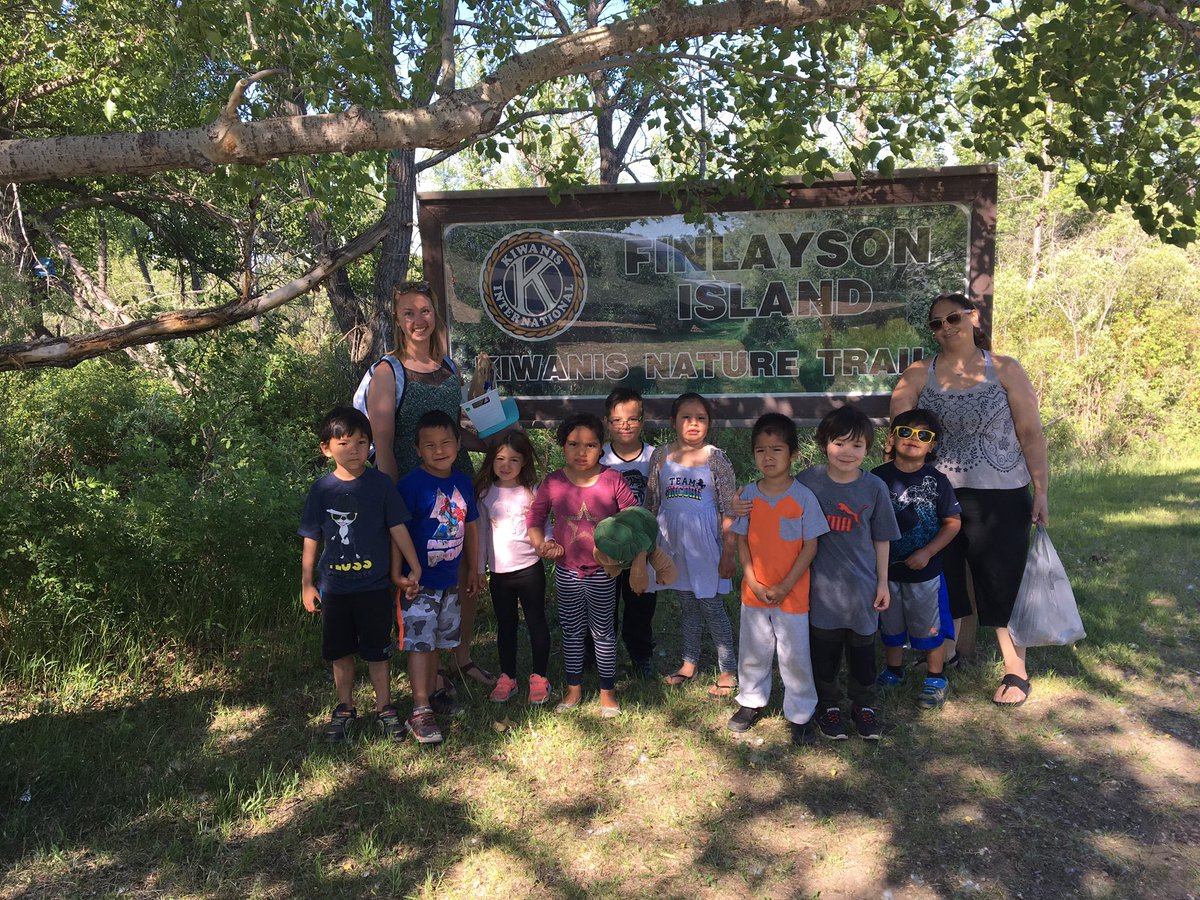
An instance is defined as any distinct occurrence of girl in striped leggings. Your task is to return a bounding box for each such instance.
[527,413,635,717]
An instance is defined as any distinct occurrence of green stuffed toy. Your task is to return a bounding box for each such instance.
[592,506,678,594]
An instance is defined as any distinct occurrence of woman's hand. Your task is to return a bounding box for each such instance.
[539,539,565,561]
[1031,492,1049,526]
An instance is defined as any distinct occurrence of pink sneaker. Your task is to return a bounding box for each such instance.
[528,674,551,705]
[490,674,518,703]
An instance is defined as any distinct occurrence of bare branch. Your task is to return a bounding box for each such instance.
[215,68,289,132]
[0,219,388,371]
[439,0,460,94]
[416,105,591,171]
[3,73,91,118]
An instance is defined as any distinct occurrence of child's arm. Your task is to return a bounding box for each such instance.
[764,537,819,606]
[711,449,738,579]
[872,539,890,611]
[301,537,321,613]
[737,534,769,604]
[476,498,491,579]
[719,515,737,580]
[463,519,482,597]
[904,515,962,572]
[389,523,422,599]
[527,478,564,559]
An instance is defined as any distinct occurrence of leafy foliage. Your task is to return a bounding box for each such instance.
[0,327,346,684]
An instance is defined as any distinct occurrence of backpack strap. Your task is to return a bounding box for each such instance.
[353,353,458,417]
[352,353,405,416]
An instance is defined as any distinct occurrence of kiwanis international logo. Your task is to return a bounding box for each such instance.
[480,230,587,341]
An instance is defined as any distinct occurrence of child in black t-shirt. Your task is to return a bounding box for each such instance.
[299,407,421,743]
[871,408,961,710]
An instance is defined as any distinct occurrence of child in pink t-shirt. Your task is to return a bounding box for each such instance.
[528,413,635,716]
[476,431,552,706]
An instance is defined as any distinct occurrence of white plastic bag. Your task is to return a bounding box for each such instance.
[1008,525,1086,648]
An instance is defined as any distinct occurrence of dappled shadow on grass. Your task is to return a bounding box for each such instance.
[3,460,1199,896]
[3,622,1199,898]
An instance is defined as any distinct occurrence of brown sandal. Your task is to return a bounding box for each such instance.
[454,659,497,687]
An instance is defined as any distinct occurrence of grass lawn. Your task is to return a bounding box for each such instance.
[2,455,1199,899]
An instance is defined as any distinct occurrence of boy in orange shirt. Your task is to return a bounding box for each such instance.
[728,413,830,744]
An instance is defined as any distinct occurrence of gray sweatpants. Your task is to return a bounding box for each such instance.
[735,605,818,725]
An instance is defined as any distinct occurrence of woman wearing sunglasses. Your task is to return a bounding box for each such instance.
[889,292,1048,707]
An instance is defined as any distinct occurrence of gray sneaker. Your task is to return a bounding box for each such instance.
[917,675,949,710]
[405,706,443,744]
[727,705,764,733]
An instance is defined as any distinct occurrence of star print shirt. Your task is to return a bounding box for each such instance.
[397,467,479,589]
[527,468,635,575]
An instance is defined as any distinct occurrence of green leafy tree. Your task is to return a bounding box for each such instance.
[0,0,1195,372]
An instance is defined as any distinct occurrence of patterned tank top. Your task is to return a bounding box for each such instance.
[918,352,1030,490]
[392,363,473,477]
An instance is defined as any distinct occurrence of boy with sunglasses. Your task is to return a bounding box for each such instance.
[871,409,962,709]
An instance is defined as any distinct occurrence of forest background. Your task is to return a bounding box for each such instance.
[0,2,1198,895]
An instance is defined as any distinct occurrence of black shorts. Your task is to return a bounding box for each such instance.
[942,486,1032,628]
[321,587,395,662]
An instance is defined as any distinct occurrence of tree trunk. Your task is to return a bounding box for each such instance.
[372,149,417,360]
[132,226,155,299]
[1027,99,1054,291]
[97,214,108,293]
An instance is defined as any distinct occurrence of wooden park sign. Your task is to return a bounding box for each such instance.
[417,165,996,424]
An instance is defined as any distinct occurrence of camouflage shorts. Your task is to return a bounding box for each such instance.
[400,586,461,652]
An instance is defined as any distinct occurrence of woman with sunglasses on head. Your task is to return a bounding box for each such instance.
[890,293,1048,707]
[365,280,498,689]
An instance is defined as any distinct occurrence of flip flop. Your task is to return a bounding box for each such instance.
[707,677,738,698]
[992,673,1032,707]
[663,670,695,686]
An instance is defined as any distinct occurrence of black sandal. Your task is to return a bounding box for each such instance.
[324,703,357,742]
[992,674,1032,707]
[663,670,695,686]
[377,705,405,742]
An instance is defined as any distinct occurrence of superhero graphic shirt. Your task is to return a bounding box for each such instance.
[796,465,900,634]
[398,467,479,589]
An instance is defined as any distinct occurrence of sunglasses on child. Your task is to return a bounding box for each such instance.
[927,310,973,331]
[892,426,937,443]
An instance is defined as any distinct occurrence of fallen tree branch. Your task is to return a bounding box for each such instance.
[0,218,388,371]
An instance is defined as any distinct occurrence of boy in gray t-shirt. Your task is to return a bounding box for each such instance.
[796,406,899,741]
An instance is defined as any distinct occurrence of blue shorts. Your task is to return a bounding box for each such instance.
[880,578,943,651]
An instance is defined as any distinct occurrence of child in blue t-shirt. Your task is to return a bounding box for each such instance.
[871,408,961,710]
[395,409,481,745]
[299,407,422,744]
